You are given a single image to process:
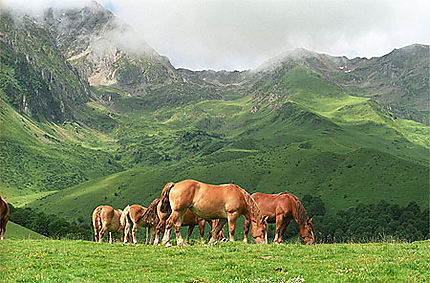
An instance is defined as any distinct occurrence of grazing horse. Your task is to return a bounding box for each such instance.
[140,196,207,246]
[92,206,124,243]
[243,192,315,245]
[0,196,9,240]
[160,180,268,246]
[121,203,159,244]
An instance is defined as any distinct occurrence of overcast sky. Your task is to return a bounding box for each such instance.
[2,0,429,71]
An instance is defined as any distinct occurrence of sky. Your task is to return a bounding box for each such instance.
[2,0,429,71]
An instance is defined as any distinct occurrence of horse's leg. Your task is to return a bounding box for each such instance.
[93,229,98,242]
[154,220,165,246]
[145,226,149,245]
[123,222,130,243]
[132,223,138,244]
[198,219,206,244]
[227,212,240,242]
[279,219,291,244]
[109,232,113,244]
[148,226,155,244]
[208,218,227,244]
[274,214,285,244]
[119,227,124,243]
[0,219,3,240]
[186,225,195,245]
[162,210,184,247]
[99,226,108,243]
[243,217,251,243]
[173,211,186,247]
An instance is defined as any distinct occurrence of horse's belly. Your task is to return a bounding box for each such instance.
[189,205,227,220]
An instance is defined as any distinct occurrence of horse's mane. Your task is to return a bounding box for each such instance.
[277,192,308,228]
[140,198,160,224]
[296,199,308,229]
[232,185,262,220]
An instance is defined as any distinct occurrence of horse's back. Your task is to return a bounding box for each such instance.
[171,180,244,220]
[130,205,146,221]
[251,192,296,221]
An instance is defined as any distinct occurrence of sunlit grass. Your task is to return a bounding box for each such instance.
[0,239,428,282]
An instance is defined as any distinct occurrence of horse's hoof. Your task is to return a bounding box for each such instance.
[220,238,229,243]
[165,242,172,247]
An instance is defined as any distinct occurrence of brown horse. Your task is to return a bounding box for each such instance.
[140,196,207,245]
[121,203,159,244]
[160,180,268,246]
[243,192,315,244]
[92,205,124,243]
[0,196,9,240]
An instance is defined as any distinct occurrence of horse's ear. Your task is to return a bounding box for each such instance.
[308,218,313,224]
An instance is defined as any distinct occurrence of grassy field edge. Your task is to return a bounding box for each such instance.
[0,239,428,282]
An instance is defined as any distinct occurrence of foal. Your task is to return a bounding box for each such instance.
[121,203,159,244]
[92,205,124,243]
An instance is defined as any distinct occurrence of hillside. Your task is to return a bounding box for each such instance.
[0,239,429,282]
[4,222,46,239]
[0,3,428,222]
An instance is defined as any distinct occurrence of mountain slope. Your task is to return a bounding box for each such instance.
[0,3,428,219]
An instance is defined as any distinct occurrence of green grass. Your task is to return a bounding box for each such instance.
[0,239,428,282]
[4,222,46,240]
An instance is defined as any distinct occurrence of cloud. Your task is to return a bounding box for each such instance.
[3,0,430,71]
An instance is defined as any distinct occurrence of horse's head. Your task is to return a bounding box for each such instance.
[251,215,268,244]
[300,217,315,245]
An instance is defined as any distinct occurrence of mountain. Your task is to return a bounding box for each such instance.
[253,45,430,124]
[0,3,428,220]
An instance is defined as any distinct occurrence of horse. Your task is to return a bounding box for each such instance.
[243,192,315,245]
[120,203,159,244]
[0,196,9,240]
[92,205,124,243]
[159,180,268,246]
[140,196,208,246]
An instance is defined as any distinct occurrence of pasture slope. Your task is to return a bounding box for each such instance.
[3,222,46,239]
[0,239,428,282]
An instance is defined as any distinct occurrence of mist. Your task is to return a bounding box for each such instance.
[2,0,429,71]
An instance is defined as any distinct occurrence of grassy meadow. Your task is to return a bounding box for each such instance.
[0,239,428,282]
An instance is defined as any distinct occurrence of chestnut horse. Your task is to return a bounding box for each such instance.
[120,204,158,244]
[160,180,268,246]
[243,192,315,244]
[92,206,124,243]
[140,196,208,245]
[0,196,9,240]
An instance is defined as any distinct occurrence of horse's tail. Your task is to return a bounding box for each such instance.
[92,206,103,236]
[120,205,131,228]
[141,198,160,225]
[160,182,175,213]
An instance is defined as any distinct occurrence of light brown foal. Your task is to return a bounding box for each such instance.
[121,204,159,244]
[92,205,124,243]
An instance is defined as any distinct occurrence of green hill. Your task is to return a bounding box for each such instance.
[4,222,46,240]
[1,4,428,226]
